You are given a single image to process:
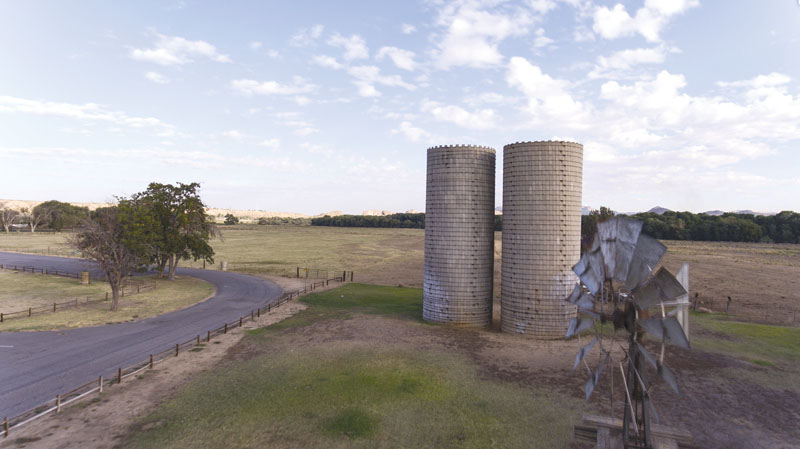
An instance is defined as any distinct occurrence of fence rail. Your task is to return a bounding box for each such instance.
[0,264,156,323]
[2,272,348,438]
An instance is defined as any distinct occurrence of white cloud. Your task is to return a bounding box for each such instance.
[259,138,280,149]
[222,130,245,140]
[431,1,535,69]
[266,49,280,59]
[130,31,231,65]
[0,146,310,171]
[376,46,417,71]
[312,54,343,69]
[392,121,431,142]
[588,45,671,79]
[592,0,699,42]
[506,56,588,125]
[346,65,416,97]
[294,127,318,136]
[144,71,169,84]
[289,24,325,47]
[230,76,316,96]
[327,33,369,60]
[532,28,554,48]
[0,95,174,131]
[249,41,263,50]
[421,100,497,130]
[401,23,417,34]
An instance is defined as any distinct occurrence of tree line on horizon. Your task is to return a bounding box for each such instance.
[311,209,800,244]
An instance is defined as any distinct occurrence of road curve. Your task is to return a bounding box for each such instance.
[0,252,283,419]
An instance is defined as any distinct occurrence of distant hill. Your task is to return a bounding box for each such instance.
[646,206,672,215]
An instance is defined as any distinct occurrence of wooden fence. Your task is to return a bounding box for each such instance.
[0,264,157,323]
[1,272,348,438]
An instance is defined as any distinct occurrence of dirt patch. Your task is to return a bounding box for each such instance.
[0,301,308,449]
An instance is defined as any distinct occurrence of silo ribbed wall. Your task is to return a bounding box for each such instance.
[423,145,496,327]
[501,141,583,338]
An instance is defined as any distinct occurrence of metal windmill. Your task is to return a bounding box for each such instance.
[565,217,690,448]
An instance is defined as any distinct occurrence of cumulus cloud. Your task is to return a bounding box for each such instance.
[144,71,169,84]
[249,41,263,50]
[592,0,699,42]
[421,99,497,130]
[506,56,588,125]
[392,121,430,142]
[588,45,672,79]
[289,24,324,47]
[129,31,231,65]
[401,23,417,34]
[327,33,369,60]
[376,46,417,71]
[430,0,548,69]
[532,28,554,48]
[312,54,343,69]
[346,65,416,97]
[230,76,316,96]
[259,138,280,149]
[222,130,245,140]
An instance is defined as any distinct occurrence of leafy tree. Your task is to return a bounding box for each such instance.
[0,202,19,233]
[33,200,89,231]
[134,182,217,280]
[19,206,52,233]
[70,200,154,311]
[224,213,239,225]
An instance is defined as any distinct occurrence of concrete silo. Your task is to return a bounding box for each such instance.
[423,145,496,326]
[501,141,583,338]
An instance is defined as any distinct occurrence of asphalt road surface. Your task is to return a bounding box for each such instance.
[0,252,283,419]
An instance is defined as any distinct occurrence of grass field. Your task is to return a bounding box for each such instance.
[121,283,800,449]
[124,284,581,449]
[0,269,108,311]
[0,272,214,331]
[3,226,797,325]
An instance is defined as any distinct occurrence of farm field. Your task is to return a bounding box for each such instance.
[0,271,214,331]
[111,284,798,449]
[3,226,797,325]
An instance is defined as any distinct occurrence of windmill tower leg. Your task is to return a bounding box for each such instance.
[676,263,690,340]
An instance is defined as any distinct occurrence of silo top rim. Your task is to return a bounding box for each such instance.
[503,140,582,148]
[428,144,496,153]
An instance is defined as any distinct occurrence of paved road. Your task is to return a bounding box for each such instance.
[0,252,283,419]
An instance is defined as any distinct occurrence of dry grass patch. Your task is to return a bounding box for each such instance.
[0,275,214,331]
[0,270,108,312]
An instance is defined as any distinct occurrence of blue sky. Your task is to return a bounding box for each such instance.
[1,0,799,214]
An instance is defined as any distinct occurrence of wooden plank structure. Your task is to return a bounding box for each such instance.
[576,415,693,449]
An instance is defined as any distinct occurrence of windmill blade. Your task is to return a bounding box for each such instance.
[637,343,680,395]
[566,284,582,304]
[576,290,594,311]
[597,217,642,283]
[584,352,609,401]
[574,248,604,295]
[638,316,690,349]
[633,267,687,310]
[574,338,597,370]
[624,233,667,291]
[565,317,594,339]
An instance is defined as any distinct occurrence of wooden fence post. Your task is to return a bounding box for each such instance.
[99,376,103,393]
[268,303,271,312]
[257,308,260,318]
[197,335,200,345]
[296,267,300,278]
[56,395,62,413]
[1,313,3,323]
[3,416,8,437]
[175,344,179,357]
[207,330,211,342]
[239,317,243,327]
[28,307,32,317]
[53,302,57,312]
[149,354,153,369]
[224,323,227,334]
[118,367,122,384]
[251,310,254,320]
[350,271,354,282]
